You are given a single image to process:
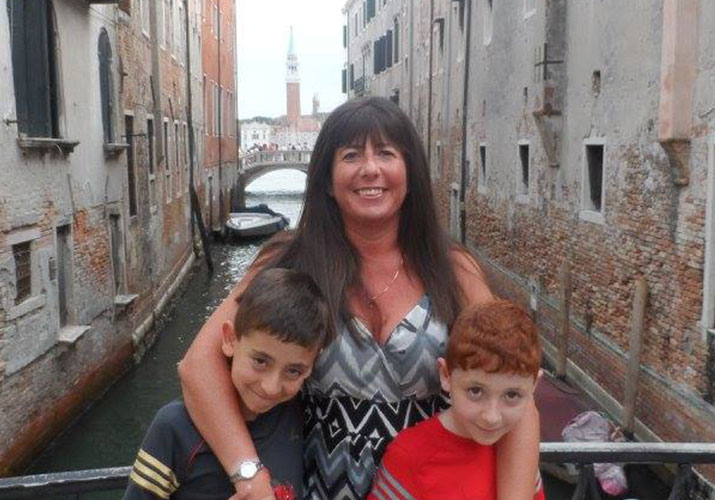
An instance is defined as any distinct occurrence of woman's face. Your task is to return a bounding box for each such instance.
[330,137,408,228]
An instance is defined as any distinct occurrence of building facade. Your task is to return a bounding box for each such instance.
[201,0,238,231]
[345,0,715,493]
[0,0,235,474]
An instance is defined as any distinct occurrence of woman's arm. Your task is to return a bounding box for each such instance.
[451,248,541,500]
[178,264,273,499]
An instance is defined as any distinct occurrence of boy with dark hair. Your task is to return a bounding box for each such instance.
[123,268,334,500]
[368,300,545,500]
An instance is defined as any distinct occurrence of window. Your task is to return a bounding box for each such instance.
[13,241,32,304]
[582,142,605,216]
[147,118,155,174]
[164,120,171,202]
[175,122,180,195]
[125,116,137,216]
[165,0,172,52]
[10,0,60,137]
[478,143,487,191]
[456,0,465,32]
[213,4,219,37]
[518,142,530,197]
[366,0,376,22]
[394,18,399,63]
[98,30,114,143]
[147,118,156,207]
[214,84,220,136]
[343,25,347,48]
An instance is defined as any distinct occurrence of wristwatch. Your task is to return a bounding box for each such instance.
[229,459,265,483]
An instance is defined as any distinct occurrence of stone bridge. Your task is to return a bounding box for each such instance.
[236,150,311,207]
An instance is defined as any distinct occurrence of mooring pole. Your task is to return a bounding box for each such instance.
[624,277,648,436]
[557,261,572,379]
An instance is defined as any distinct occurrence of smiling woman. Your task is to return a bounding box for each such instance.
[179,97,540,500]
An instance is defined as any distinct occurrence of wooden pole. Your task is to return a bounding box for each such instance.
[624,277,648,436]
[557,261,571,379]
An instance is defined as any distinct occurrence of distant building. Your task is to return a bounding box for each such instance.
[0,0,238,475]
[240,121,273,151]
[201,0,239,231]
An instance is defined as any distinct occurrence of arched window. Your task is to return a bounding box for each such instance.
[98,29,114,143]
[10,0,60,137]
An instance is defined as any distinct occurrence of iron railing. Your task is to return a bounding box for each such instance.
[1,442,714,499]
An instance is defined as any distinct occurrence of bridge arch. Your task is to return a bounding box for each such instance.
[236,150,311,207]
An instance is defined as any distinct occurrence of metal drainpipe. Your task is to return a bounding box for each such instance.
[217,1,223,220]
[427,0,434,165]
[459,0,472,244]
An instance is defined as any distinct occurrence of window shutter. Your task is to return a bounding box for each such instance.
[386,30,393,68]
[11,0,54,137]
[373,40,379,74]
[99,30,113,143]
[367,0,375,21]
[342,69,347,93]
[350,64,355,89]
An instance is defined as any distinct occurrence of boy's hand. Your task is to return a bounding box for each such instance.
[228,469,276,500]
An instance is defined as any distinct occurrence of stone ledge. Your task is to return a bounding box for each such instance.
[58,325,91,346]
[6,294,46,321]
[114,294,138,309]
[103,142,129,158]
[17,137,80,155]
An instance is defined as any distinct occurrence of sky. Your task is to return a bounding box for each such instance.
[236,0,347,120]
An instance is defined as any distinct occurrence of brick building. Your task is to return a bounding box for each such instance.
[345,0,715,493]
[0,0,233,474]
[201,0,238,231]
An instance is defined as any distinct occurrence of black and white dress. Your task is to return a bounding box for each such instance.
[302,295,450,500]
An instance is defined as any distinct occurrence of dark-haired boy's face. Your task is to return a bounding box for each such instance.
[438,358,537,445]
[221,323,319,420]
[331,138,407,229]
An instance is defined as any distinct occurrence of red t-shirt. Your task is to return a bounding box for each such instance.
[367,415,545,500]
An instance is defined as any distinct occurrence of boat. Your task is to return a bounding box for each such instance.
[225,204,289,239]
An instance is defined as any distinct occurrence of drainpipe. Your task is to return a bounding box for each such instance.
[427,0,434,165]
[458,0,472,244]
[217,1,223,225]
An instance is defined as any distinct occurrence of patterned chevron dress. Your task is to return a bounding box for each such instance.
[302,295,449,500]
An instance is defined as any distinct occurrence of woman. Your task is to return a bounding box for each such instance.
[179,97,539,500]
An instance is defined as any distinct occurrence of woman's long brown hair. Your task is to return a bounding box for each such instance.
[258,97,461,340]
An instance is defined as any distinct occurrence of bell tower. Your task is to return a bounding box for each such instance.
[286,27,301,127]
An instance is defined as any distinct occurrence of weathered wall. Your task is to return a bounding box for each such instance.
[345,0,715,491]
[0,0,196,474]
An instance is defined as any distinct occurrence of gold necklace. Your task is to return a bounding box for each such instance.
[368,257,404,305]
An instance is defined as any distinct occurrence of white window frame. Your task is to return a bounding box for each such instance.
[579,137,606,225]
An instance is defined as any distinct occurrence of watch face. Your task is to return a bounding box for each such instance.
[239,461,259,478]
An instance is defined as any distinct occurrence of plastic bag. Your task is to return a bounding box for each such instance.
[561,411,629,496]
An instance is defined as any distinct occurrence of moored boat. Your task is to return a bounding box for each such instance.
[225,205,289,239]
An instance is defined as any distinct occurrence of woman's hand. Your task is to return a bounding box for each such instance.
[226,469,276,500]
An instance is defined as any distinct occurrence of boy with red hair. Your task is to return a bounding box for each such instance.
[368,300,545,500]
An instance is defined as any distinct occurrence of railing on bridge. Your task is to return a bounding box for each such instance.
[239,150,311,170]
[1,443,714,499]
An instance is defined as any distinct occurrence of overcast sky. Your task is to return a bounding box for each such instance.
[236,1,346,119]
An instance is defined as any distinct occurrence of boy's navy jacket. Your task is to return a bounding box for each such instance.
[122,399,303,499]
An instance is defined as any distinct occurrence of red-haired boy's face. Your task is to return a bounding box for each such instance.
[438,358,538,446]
